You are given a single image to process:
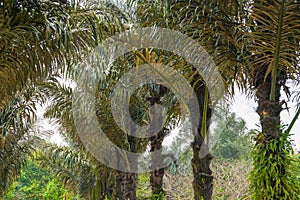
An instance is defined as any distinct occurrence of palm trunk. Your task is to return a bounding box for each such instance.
[146,85,169,197]
[191,138,213,200]
[191,78,213,200]
[0,166,7,197]
[149,130,165,196]
[254,71,284,198]
[113,135,139,200]
[114,170,138,200]
[113,160,138,200]
[255,74,282,140]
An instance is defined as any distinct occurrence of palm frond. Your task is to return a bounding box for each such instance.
[0,0,125,109]
[36,142,98,198]
[246,0,300,92]
[0,88,38,195]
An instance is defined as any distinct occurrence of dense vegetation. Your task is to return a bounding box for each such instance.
[1,0,300,199]
[3,158,80,200]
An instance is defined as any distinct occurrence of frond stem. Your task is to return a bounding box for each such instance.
[201,86,209,142]
[286,106,300,134]
[270,0,285,101]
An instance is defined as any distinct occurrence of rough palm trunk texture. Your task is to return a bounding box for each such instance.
[114,171,138,200]
[147,85,169,197]
[255,73,282,140]
[150,130,165,196]
[113,134,139,200]
[254,71,284,199]
[191,137,213,200]
[191,76,213,200]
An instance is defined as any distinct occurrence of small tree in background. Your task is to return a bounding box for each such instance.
[3,158,80,200]
[211,105,253,160]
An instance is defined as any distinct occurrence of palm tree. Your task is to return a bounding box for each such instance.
[0,0,125,195]
[134,50,182,196]
[245,1,300,198]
